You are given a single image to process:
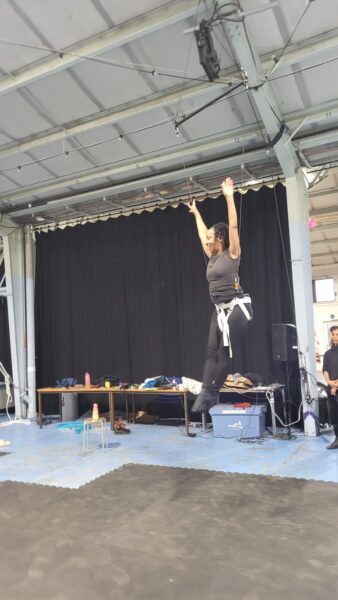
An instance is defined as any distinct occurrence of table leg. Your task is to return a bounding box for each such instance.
[270,395,277,435]
[132,393,135,423]
[183,391,191,436]
[38,392,42,429]
[202,413,208,432]
[280,385,291,435]
[125,391,129,422]
[281,386,288,425]
[83,421,87,455]
[59,393,62,422]
[109,392,114,431]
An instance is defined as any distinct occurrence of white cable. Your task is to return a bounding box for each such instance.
[0,361,13,420]
[0,361,31,426]
[265,388,303,428]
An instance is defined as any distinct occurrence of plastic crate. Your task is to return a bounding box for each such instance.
[209,404,266,438]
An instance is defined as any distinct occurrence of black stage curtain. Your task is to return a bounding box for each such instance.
[35,184,295,394]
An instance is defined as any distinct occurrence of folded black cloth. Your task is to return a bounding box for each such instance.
[243,372,265,386]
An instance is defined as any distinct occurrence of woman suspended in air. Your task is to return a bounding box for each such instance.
[188,177,253,413]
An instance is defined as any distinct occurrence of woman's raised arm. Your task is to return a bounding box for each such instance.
[188,199,212,258]
[221,177,240,259]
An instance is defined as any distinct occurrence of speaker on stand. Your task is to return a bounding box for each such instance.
[272,324,298,436]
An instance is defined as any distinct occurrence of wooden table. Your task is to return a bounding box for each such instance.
[37,387,115,430]
[123,388,191,437]
[37,386,192,436]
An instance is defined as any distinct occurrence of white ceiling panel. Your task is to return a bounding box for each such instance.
[94,0,171,26]
[242,0,338,55]
[0,90,52,137]
[12,0,110,50]
[281,0,338,43]
[0,1,50,73]
[27,151,97,179]
[0,174,21,194]
[7,162,56,188]
[69,46,156,109]
[71,132,138,165]
[0,130,13,145]
[24,71,102,125]
[123,15,214,80]
[298,59,338,107]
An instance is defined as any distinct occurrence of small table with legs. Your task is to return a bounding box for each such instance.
[37,387,115,431]
[201,384,286,434]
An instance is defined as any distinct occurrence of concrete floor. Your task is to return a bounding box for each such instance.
[1,416,338,600]
[0,416,337,488]
[1,462,338,600]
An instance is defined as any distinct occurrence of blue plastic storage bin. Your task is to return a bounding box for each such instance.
[209,404,266,438]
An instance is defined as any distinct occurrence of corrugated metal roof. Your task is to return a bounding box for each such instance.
[0,0,337,275]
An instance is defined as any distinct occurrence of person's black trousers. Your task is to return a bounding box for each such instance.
[202,303,253,392]
[327,390,338,436]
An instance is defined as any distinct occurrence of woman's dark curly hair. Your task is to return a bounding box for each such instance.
[212,222,229,249]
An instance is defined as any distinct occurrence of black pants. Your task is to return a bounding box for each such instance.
[202,302,253,392]
[327,390,338,436]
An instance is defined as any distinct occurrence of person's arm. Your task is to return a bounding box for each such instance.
[323,370,336,387]
[188,199,212,258]
[221,177,240,259]
[322,351,335,387]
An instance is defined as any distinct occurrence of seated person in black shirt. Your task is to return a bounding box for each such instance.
[323,325,338,449]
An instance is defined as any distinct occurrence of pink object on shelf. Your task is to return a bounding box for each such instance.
[85,372,91,387]
[308,218,317,230]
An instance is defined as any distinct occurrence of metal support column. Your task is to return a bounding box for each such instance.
[286,172,318,435]
[25,226,36,419]
[222,15,318,433]
[2,227,27,418]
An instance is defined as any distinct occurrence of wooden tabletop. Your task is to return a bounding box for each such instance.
[37,387,116,393]
[37,386,188,394]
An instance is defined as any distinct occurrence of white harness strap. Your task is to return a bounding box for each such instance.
[216,296,252,357]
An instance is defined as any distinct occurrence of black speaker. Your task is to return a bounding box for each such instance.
[271,324,297,361]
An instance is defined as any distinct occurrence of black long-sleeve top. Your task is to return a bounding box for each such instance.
[323,345,338,380]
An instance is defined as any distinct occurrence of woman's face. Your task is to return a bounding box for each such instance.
[206,227,223,255]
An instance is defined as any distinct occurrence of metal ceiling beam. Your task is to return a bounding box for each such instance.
[312,252,338,261]
[0,80,226,160]
[1,123,337,210]
[0,129,260,206]
[311,238,338,249]
[296,129,338,150]
[1,121,338,209]
[0,0,214,96]
[0,29,337,161]
[309,186,338,199]
[0,17,335,98]
[267,27,338,75]
[312,221,338,233]
[310,206,338,218]
[312,263,338,269]
[28,170,284,230]
[3,147,271,217]
[223,18,299,177]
